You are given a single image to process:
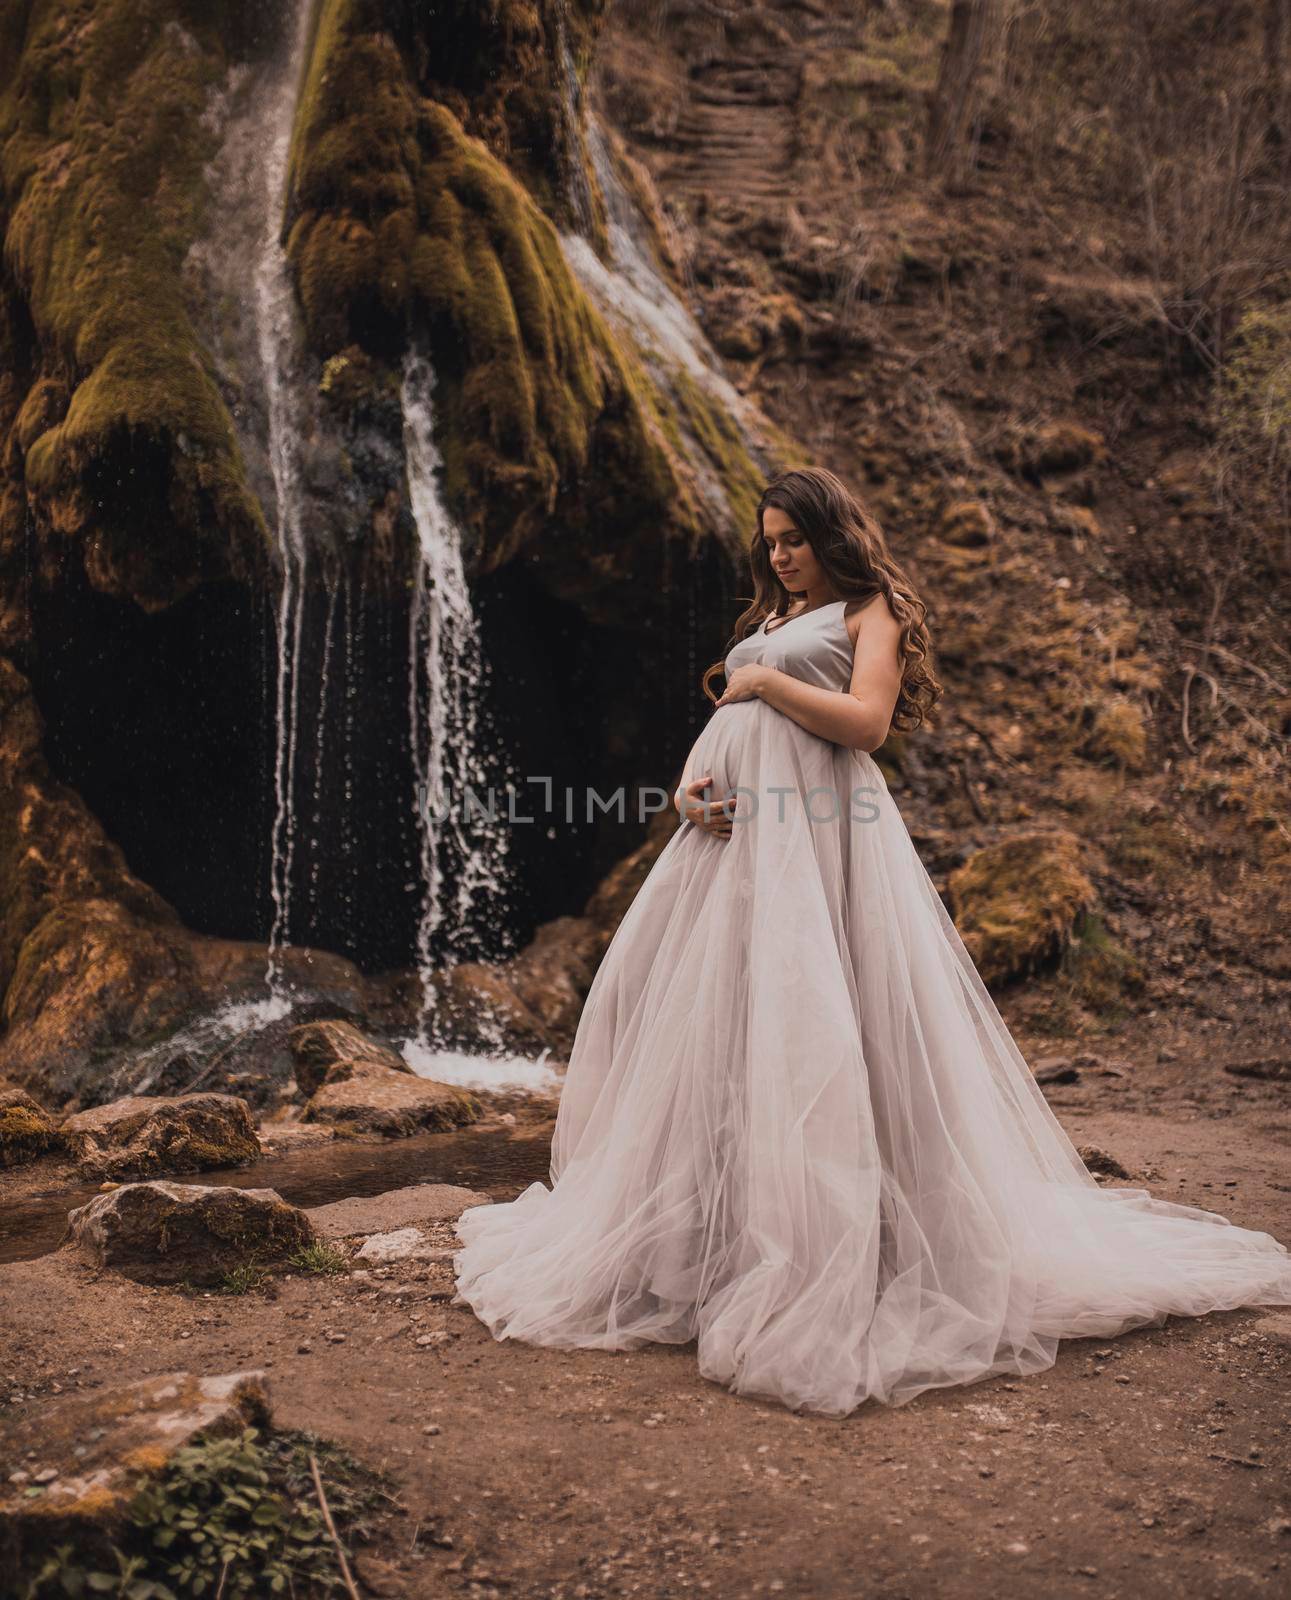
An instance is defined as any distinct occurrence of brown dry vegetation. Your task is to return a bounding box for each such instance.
[599,0,1291,1045]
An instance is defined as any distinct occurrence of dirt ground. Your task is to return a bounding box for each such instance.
[3,1007,1290,1600]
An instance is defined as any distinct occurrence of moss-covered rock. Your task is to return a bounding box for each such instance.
[0,1369,272,1577]
[287,1017,409,1097]
[67,1180,313,1286]
[303,1064,480,1138]
[0,0,273,611]
[0,0,792,1116]
[0,1076,58,1165]
[283,0,738,594]
[1058,909,1147,1011]
[61,1091,261,1178]
[948,830,1098,987]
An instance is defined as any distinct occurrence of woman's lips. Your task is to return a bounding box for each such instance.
[778,569,799,578]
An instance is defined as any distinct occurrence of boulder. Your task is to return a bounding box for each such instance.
[67,1181,314,1286]
[501,914,604,1050]
[0,1079,60,1167]
[287,1018,410,1097]
[60,1092,260,1178]
[0,1370,270,1576]
[485,806,683,1055]
[303,1068,480,1137]
[1031,1055,1081,1085]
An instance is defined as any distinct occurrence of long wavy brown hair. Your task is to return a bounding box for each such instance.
[701,466,943,734]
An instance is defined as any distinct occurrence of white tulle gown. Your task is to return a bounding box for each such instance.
[453,599,1291,1416]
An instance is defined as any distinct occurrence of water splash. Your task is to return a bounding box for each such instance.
[123,994,296,1099]
[400,1039,563,1096]
[400,349,514,1047]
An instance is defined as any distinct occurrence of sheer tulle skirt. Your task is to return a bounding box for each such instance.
[453,700,1291,1416]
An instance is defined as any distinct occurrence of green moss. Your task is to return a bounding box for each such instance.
[948,831,1099,987]
[669,364,772,540]
[0,1100,57,1166]
[0,0,268,605]
[283,0,743,575]
[1058,910,1146,1018]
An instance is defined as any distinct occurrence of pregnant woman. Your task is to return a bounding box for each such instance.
[454,465,1291,1417]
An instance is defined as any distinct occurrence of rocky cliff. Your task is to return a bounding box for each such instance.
[1,0,1287,1104]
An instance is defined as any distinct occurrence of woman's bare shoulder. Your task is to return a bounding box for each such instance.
[843,592,897,644]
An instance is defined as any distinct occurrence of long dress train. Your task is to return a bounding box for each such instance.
[452,599,1291,1417]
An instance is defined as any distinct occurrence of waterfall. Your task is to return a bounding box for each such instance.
[554,75,772,544]
[250,1,320,999]
[400,350,514,1050]
[184,9,517,1041]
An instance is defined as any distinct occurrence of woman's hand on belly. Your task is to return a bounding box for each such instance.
[714,663,771,707]
[677,774,738,840]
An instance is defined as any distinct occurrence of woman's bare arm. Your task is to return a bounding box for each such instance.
[714,596,904,753]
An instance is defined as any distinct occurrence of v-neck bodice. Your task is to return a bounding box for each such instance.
[723,599,854,693]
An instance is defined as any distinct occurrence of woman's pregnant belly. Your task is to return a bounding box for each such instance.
[679,702,760,818]
[680,700,868,832]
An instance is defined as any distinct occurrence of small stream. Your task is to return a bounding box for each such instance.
[0,1122,554,1267]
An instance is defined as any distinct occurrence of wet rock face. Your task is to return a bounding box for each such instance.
[0,1370,272,1574]
[483,807,683,1055]
[288,1019,410,1098]
[434,963,552,1056]
[0,0,741,1103]
[60,1093,260,1179]
[67,1181,313,1286]
[0,1079,60,1167]
[303,1068,480,1138]
[498,915,603,1052]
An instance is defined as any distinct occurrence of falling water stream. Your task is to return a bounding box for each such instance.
[399,351,514,1048]
[141,5,523,1089]
[252,0,323,1000]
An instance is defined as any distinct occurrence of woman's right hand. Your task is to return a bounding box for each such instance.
[677,774,737,839]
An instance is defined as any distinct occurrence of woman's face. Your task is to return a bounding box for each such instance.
[761,506,824,597]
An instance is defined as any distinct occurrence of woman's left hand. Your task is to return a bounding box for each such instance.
[715,664,773,706]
